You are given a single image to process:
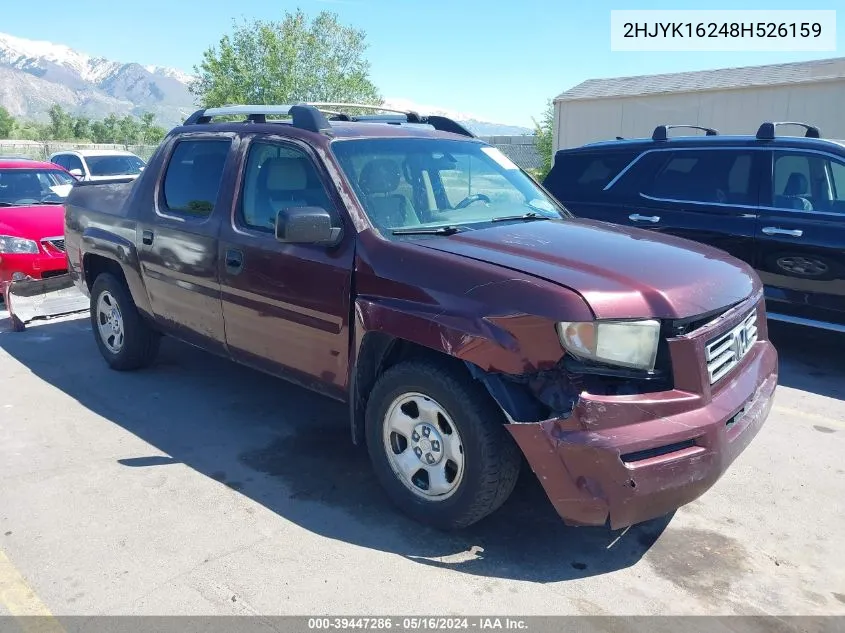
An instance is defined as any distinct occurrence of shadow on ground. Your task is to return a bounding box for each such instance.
[10,311,841,583]
[767,321,845,400]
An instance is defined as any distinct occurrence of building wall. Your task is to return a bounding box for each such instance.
[553,79,845,153]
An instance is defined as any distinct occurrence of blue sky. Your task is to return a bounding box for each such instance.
[2,0,842,126]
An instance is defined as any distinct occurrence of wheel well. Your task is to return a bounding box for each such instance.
[350,333,467,445]
[83,254,127,292]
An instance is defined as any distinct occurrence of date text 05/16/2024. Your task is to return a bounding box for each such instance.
[307,618,529,630]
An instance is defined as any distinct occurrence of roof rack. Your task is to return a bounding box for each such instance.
[652,124,719,141]
[182,102,476,138]
[756,121,820,140]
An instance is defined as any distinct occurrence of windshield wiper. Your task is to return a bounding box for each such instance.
[491,211,552,223]
[392,225,464,236]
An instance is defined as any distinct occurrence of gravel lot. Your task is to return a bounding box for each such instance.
[0,308,843,618]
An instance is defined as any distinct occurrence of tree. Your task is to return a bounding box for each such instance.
[0,106,14,139]
[531,101,555,180]
[190,9,381,107]
[73,116,92,141]
[47,105,74,140]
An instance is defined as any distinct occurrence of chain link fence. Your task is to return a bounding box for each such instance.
[2,136,540,172]
[0,141,160,162]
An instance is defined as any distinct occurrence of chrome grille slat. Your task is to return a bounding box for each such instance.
[41,237,66,252]
[704,309,758,385]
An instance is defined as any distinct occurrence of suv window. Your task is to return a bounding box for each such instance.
[64,154,84,172]
[772,151,845,214]
[162,139,231,217]
[544,151,640,200]
[644,150,755,205]
[240,141,334,232]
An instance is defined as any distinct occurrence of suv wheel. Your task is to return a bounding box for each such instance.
[90,273,160,371]
[365,359,521,530]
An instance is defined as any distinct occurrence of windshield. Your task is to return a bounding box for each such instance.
[0,168,75,206]
[330,138,567,235]
[86,154,145,176]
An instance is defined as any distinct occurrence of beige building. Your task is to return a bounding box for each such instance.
[553,57,845,153]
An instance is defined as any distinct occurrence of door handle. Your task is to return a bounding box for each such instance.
[225,249,244,274]
[762,227,803,237]
[629,214,661,223]
[142,230,154,246]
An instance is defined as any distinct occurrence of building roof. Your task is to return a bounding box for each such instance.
[556,56,845,102]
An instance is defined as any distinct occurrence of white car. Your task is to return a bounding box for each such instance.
[49,150,146,182]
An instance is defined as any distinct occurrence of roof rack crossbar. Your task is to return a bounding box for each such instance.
[183,102,476,138]
[183,104,332,134]
[652,124,719,141]
[756,121,820,140]
[308,102,474,137]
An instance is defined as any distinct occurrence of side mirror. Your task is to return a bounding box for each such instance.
[69,169,84,179]
[275,206,341,245]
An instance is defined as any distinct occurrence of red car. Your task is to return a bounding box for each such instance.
[0,158,75,307]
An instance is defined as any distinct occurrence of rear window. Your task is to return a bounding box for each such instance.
[162,139,231,217]
[543,150,639,201]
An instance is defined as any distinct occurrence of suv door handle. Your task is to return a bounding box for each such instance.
[762,227,803,237]
[142,230,154,245]
[225,249,244,274]
[629,214,661,223]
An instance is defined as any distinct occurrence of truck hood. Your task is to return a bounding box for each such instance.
[0,204,65,240]
[414,218,758,320]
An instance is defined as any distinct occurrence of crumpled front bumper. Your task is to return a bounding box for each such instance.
[4,274,90,330]
[506,339,778,529]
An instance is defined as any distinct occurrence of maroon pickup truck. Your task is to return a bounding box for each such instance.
[63,103,778,530]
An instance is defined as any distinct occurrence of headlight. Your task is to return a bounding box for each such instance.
[556,319,661,371]
[0,235,39,254]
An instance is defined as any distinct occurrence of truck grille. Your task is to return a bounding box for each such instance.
[704,310,758,385]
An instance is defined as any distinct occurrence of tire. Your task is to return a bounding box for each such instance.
[90,272,160,371]
[365,358,522,530]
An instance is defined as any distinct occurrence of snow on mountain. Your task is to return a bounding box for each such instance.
[0,32,530,136]
[0,32,195,127]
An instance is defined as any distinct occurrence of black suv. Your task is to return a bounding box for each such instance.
[543,122,845,333]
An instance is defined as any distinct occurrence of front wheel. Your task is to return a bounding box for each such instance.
[365,359,522,530]
[90,273,160,371]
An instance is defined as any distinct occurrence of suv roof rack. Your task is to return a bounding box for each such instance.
[182,102,476,138]
[652,124,719,141]
[756,121,820,140]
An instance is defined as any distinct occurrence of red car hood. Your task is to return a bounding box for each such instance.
[0,204,65,240]
[414,218,758,320]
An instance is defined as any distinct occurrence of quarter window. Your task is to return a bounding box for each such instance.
[543,151,640,200]
[644,150,755,205]
[772,152,845,213]
[162,140,231,217]
[239,141,334,232]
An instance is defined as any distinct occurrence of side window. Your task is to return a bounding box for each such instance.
[162,139,231,217]
[773,151,845,213]
[66,155,84,172]
[644,150,754,205]
[830,160,845,202]
[52,155,68,170]
[544,151,640,201]
[239,141,334,232]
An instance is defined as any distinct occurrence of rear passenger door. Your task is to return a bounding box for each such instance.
[135,135,236,353]
[754,149,845,326]
[218,136,355,400]
[628,149,763,266]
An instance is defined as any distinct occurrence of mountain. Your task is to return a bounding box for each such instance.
[0,33,532,136]
[0,32,195,128]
